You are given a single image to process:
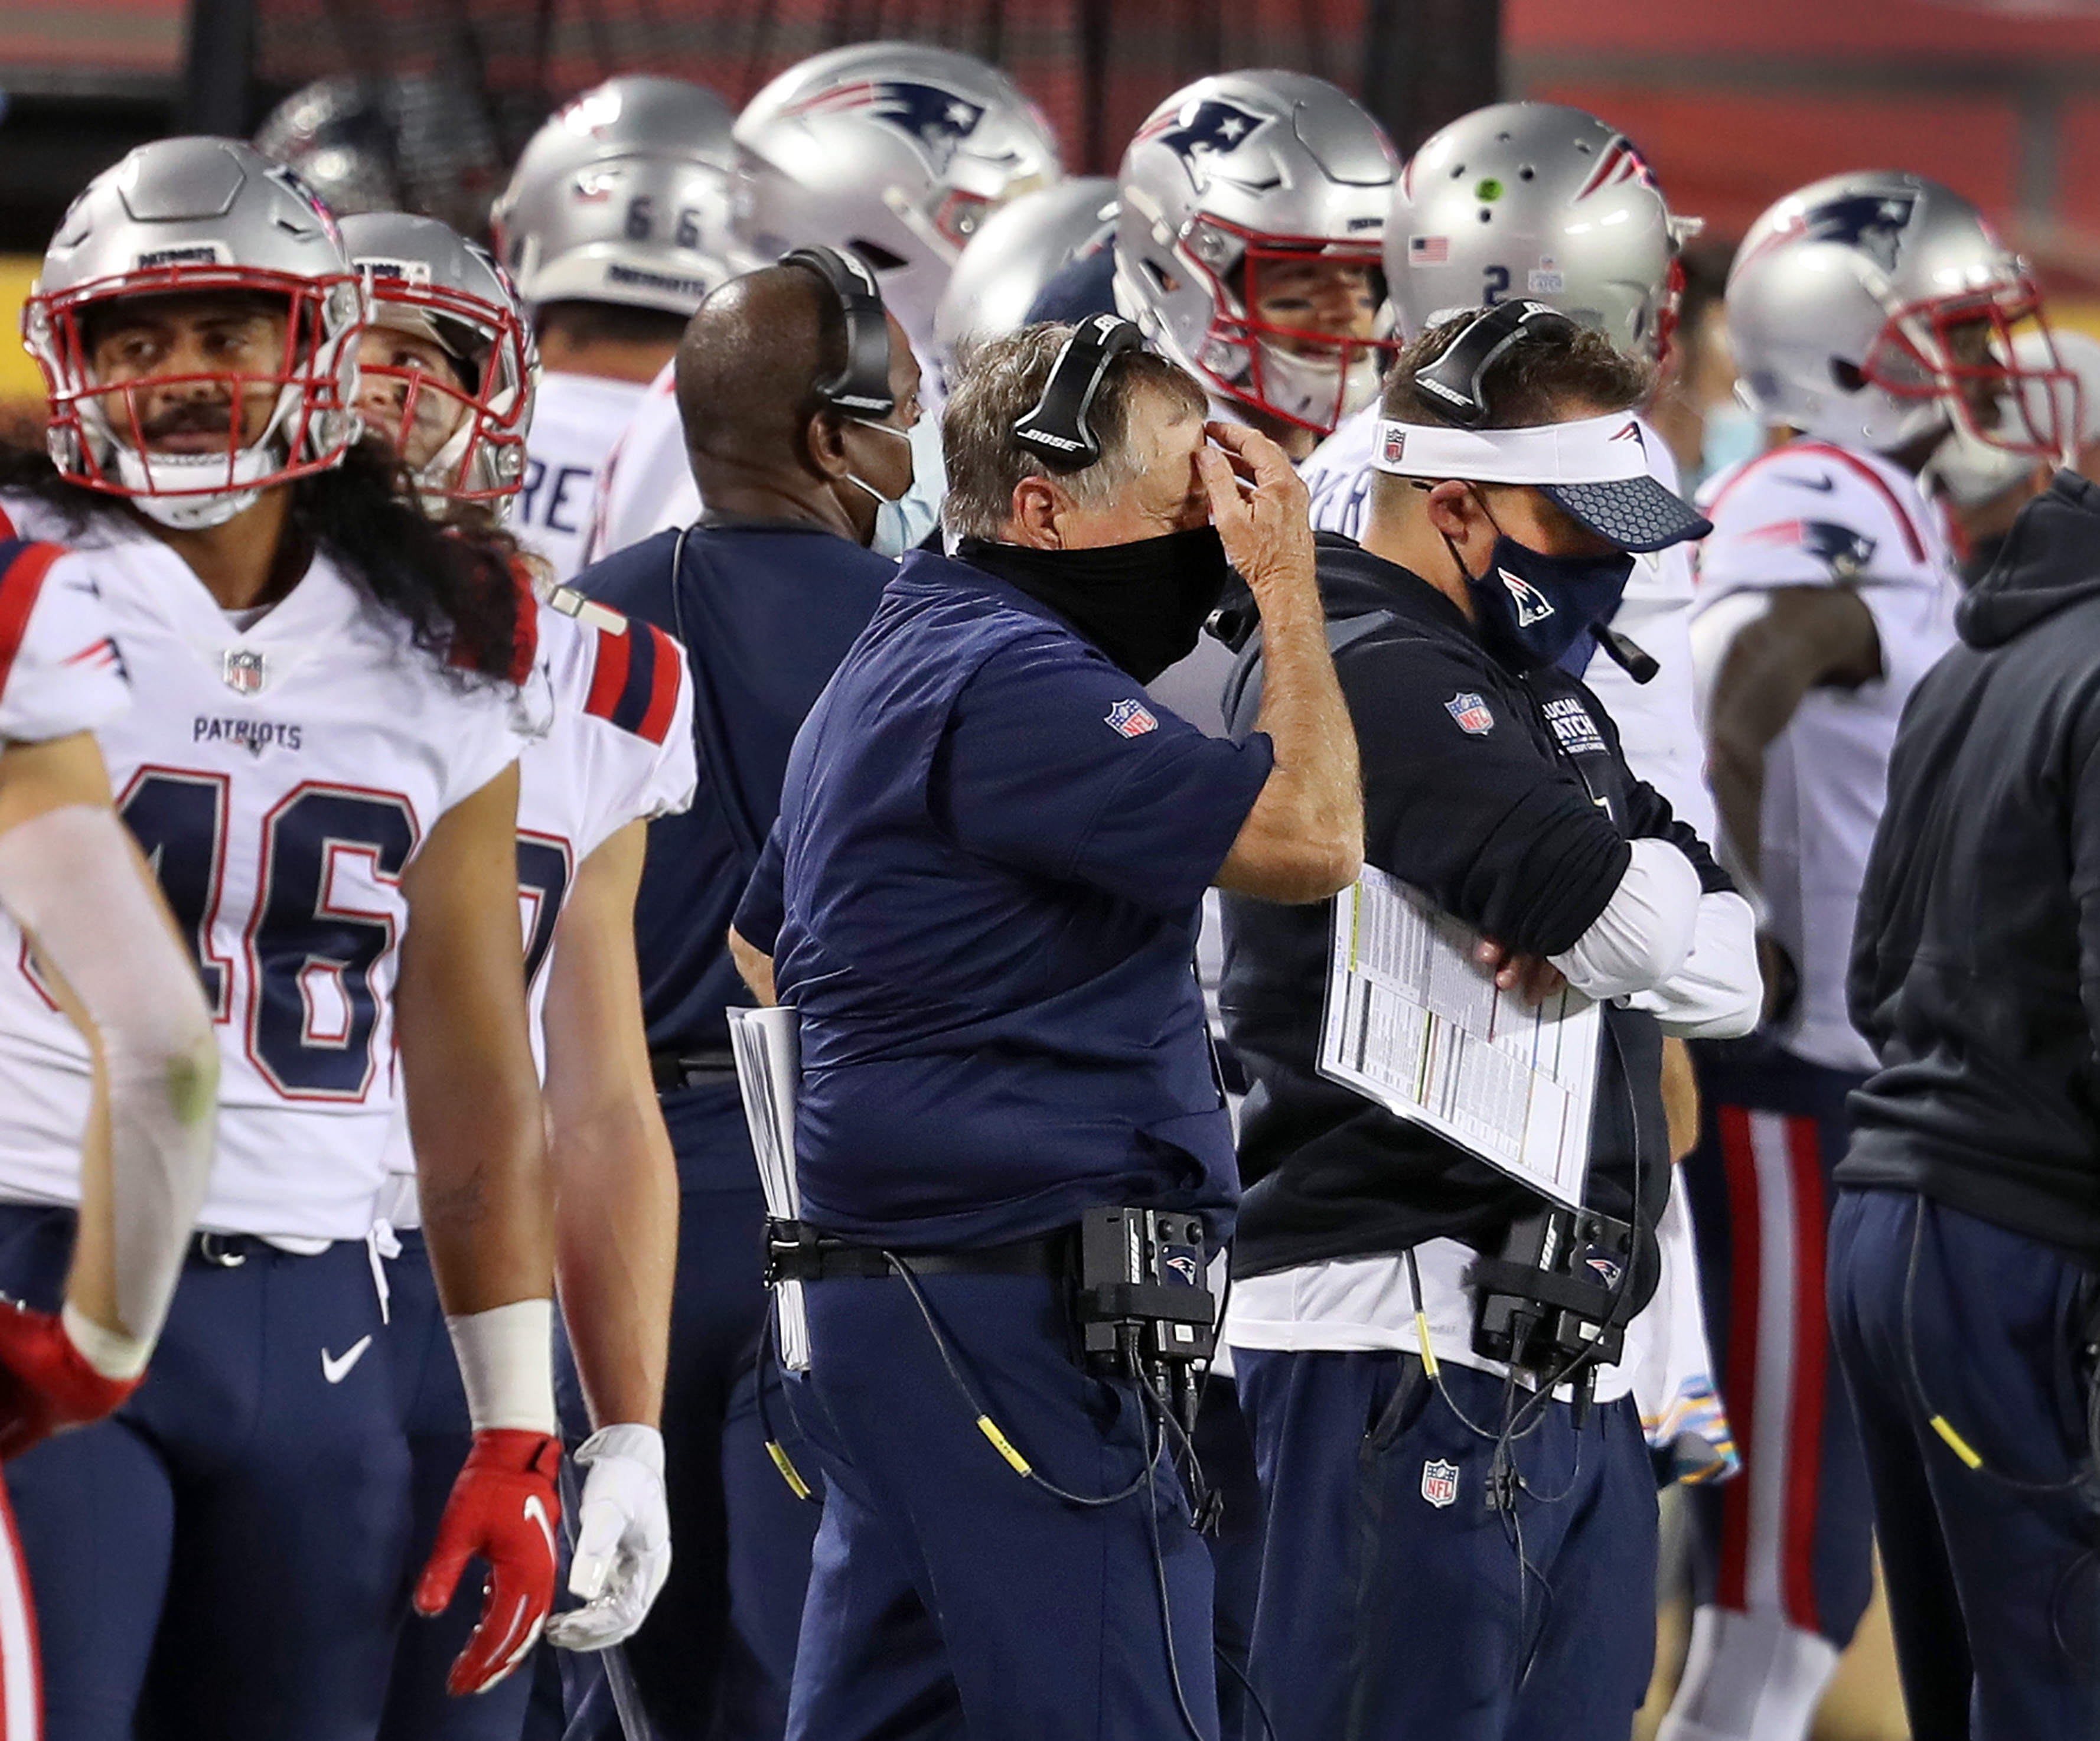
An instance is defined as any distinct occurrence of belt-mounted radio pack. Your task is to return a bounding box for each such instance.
[1075,1208,1215,1432]
[1466,1205,1637,1407]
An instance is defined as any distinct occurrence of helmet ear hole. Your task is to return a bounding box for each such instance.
[1831,358,1869,395]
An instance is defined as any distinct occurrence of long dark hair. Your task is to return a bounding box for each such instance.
[0,438,527,682]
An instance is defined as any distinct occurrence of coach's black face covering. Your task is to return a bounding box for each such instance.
[959,527,1233,684]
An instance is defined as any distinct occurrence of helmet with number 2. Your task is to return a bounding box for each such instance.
[491,76,742,318]
[732,42,1063,350]
[1388,102,1695,365]
[341,211,537,514]
[24,136,366,530]
[1729,169,2071,460]
[1114,70,1399,438]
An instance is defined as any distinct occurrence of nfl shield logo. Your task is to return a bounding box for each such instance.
[1444,692,1494,736]
[1421,1459,1460,1508]
[1104,699,1159,738]
[1381,426,1406,467]
[221,647,268,696]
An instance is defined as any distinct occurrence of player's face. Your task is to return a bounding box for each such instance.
[355,325,471,472]
[86,293,291,455]
[1945,315,2005,432]
[1251,257,1381,354]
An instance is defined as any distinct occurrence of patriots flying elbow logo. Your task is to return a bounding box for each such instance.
[1744,518,1878,581]
[1142,97,1273,192]
[1799,193,1918,273]
[790,80,987,174]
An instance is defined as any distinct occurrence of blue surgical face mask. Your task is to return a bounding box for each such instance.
[1695,397,1762,493]
[1446,527,1636,674]
[848,412,947,557]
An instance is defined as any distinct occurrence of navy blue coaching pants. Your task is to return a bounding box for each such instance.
[1828,1188,2100,1741]
[1235,1347,1656,1741]
[784,1270,1219,1741]
[0,1202,410,1741]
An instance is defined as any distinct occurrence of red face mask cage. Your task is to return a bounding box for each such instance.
[1178,214,1396,436]
[1862,276,2079,462]
[25,265,363,499]
[357,276,533,505]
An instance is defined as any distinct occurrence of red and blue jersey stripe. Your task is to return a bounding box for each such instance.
[584,618,681,745]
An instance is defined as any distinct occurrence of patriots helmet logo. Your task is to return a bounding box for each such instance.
[1799,192,1919,274]
[1499,568,1556,628]
[1144,97,1273,192]
[791,80,988,174]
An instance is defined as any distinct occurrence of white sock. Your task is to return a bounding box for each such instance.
[1657,1605,1841,1741]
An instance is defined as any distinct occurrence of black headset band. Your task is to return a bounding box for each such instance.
[782,245,896,418]
[1012,314,1146,473]
[1414,299,1579,428]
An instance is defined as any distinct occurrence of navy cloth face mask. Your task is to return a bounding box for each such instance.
[958,526,1232,683]
[1446,530,1636,674]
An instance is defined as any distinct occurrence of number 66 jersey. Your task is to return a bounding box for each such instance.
[0,507,540,1244]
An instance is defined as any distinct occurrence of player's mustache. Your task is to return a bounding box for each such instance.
[135,399,235,440]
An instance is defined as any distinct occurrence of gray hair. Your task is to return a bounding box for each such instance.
[940,322,1208,542]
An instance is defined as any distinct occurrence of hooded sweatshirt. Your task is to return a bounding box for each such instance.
[1844,471,2100,1261]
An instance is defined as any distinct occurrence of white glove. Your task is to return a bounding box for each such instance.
[545,1423,671,1652]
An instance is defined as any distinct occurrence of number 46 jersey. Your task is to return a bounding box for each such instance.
[0,508,535,1244]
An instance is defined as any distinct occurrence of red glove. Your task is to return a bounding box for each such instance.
[414,1429,563,1695]
[0,1300,141,1460]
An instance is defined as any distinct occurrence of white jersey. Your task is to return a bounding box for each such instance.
[0,500,527,1241]
[516,372,651,583]
[1300,403,1716,839]
[1691,441,1958,1075]
[377,586,698,1225]
[0,540,129,745]
[584,361,697,567]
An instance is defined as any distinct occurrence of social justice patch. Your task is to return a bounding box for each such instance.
[1541,695,1607,759]
[1104,698,1159,738]
[1444,692,1494,736]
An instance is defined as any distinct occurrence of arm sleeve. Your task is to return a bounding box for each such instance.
[1623,889,1762,1038]
[732,823,786,954]
[1548,837,1703,1002]
[1349,637,1631,956]
[936,633,1275,919]
[0,805,216,1359]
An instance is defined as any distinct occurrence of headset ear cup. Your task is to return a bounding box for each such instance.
[781,245,896,416]
[1011,315,1145,472]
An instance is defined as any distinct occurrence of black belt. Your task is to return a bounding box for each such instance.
[650,1048,738,1093]
[767,1222,1068,1285]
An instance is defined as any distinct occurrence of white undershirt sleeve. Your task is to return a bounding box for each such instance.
[1624,888,1763,1039]
[1548,836,1703,1002]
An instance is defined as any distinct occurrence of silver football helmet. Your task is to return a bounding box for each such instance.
[732,42,1064,350]
[24,136,366,529]
[1389,102,1695,363]
[1113,70,1398,438]
[1729,169,2071,458]
[253,75,504,236]
[932,176,1116,373]
[491,76,742,317]
[341,211,536,514]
